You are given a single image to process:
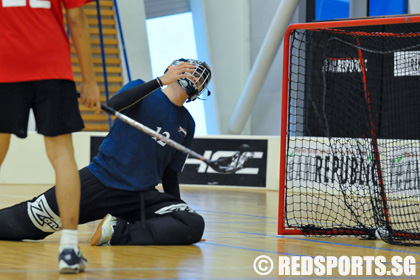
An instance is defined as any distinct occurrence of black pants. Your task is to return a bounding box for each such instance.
[0,167,204,245]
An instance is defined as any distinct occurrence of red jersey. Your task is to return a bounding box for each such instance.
[0,0,92,82]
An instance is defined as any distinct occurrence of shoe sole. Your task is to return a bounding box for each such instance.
[59,267,81,274]
[59,261,86,274]
[90,214,112,246]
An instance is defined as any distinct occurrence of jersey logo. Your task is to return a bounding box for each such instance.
[155,203,196,215]
[177,126,188,137]
[27,194,61,232]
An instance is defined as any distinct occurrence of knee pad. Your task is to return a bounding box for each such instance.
[0,194,59,240]
[27,194,61,232]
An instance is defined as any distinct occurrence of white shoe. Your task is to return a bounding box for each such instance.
[90,214,117,246]
[58,248,87,274]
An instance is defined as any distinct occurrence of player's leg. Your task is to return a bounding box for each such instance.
[33,79,85,273]
[90,190,205,246]
[0,187,60,240]
[44,133,85,272]
[110,210,205,245]
[44,134,80,230]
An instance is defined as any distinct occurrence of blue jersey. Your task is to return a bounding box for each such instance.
[88,79,195,191]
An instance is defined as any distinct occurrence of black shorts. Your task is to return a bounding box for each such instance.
[0,80,84,138]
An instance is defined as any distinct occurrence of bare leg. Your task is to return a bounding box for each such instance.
[44,134,80,230]
[0,133,11,165]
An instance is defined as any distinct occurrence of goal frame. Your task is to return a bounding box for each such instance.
[278,15,420,236]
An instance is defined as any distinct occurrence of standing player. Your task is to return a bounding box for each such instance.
[0,59,210,248]
[0,0,100,274]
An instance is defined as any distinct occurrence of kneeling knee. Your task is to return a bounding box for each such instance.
[173,211,205,244]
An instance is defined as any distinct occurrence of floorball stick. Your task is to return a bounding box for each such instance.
[101,104,253,174]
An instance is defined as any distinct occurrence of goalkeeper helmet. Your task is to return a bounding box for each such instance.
[165,58,212,102]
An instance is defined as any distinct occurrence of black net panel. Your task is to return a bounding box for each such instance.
[285,21,420,246]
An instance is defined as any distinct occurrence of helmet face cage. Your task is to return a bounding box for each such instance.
[165,59,212,102]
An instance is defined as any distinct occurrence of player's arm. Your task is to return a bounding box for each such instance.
[107,79,161,112]
[161,167,181,199]
[160,121,194,199]
[66,6,101,112]
[108,62,197,112]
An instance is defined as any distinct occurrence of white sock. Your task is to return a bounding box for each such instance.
[59,229,78,252]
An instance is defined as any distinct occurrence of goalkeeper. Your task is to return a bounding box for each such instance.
[0,58,212,246]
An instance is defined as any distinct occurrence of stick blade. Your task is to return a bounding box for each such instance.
[208,145,254,174]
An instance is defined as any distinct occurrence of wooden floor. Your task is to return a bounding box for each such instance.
[0,184,419,279]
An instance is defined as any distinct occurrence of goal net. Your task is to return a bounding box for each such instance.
[279,16,420,246]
